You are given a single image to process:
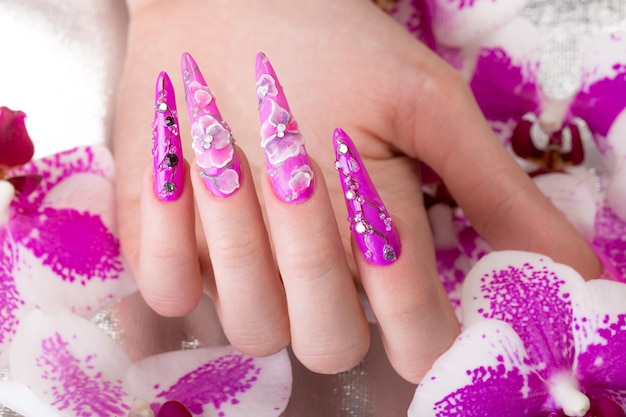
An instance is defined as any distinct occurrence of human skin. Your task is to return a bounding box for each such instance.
[114,0,601,383]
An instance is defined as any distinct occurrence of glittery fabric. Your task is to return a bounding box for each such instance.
[0,0,625,416]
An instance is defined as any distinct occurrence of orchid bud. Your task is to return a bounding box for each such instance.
[0,106,35,168]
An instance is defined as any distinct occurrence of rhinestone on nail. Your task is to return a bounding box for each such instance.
[165,116,175,126]
[157,102,168,113]
[164,153,179,167]
[383,244,396,262]
[345,189,356,200]
[337,143,348,155]
[163,181,176,193]
[276,123,286,138]
[355,222,367,234]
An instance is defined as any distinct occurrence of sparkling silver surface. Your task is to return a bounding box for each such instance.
[0,0,625,416]
[522,0,626,99]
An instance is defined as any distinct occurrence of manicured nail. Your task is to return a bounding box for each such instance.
[333,128,401,265]
[153,71,184,202]
[181,52,241,197]
[255,52,314,204]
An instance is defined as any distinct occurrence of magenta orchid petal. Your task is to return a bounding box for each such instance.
[0,230,29,369]
[9,310,134,417]
[409,319,547,417]
[569,32,626,143]
[427,0,528,48]
[593,204,626,280]
[572,279,626,406]
[462,251,583,380]
[5,146,135,316]
[0,381,64,417]
[604,111,626,223]
[533,172,599,241]
[0,107,35,168]
[469,17,542,140]
[127,346,292,417]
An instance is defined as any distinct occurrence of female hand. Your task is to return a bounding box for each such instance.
[114,0,601,383]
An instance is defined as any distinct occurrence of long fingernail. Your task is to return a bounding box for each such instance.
[181,52,241,197]
[153,71,184,201]
[333,128,401,265]
[255,52,314,204]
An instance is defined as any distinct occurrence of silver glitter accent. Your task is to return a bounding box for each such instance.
[355,222,367,234]
[383,244,396,262]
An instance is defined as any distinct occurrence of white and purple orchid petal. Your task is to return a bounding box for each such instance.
[426,0,527,48]
[408,319,547,417]
[593,205,626,281]
[469,17,542,143]
[0,381,64,417]
[533,172,599,241]
[570,32,626,145]
[571,279,626,400]
[603,110,626,223]
[462,251,584,380]
[207,168,241,196]
[6,146,135,316]
[9,195,135,316]
[127,346,292,417]
[0,230,29,368]
[9,310,134,417]
[9,146,115,209]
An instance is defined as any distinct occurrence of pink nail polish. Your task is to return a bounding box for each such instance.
[153,71,184,202]
[181,52,241,197]
[333,128,400,266]
[255,52,314,204]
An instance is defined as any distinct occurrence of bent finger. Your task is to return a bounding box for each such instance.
[333,128,460,383]
[257,54,370,374]
[138,71,203,317]
[181,52,290,356]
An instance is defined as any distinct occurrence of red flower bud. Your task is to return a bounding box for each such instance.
[0,106,35,168]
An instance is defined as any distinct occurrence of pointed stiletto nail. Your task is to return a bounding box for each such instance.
[181,52,241,197]
[153,71,184,202]
[333,128,401,266]
[255,52,314,204]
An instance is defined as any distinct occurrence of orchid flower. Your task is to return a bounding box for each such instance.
[410,250,626,416]
[384,1,626,282]
[2,309,291,417]
[0,108,136,369]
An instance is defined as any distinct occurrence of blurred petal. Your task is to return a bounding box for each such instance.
[427,0,528,48]
[533,172,599,241]
[386,0,436,48]
[593,205,626,280]
[408,319,546,417]
[570,32,626,142]
[0,381,64,417]
[462,251,583,380]
[7,146,136,315]
[127,346,292,417]
[469,17,542,139]
[572,279,626,403]
[10,310,134,417]
[604,110,626,223]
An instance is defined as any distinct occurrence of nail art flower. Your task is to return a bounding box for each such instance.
[182,54,241,198]
[190,114,235,173]
[410,251,626,416]
[2,309,292,417]
[259,99,304,166]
